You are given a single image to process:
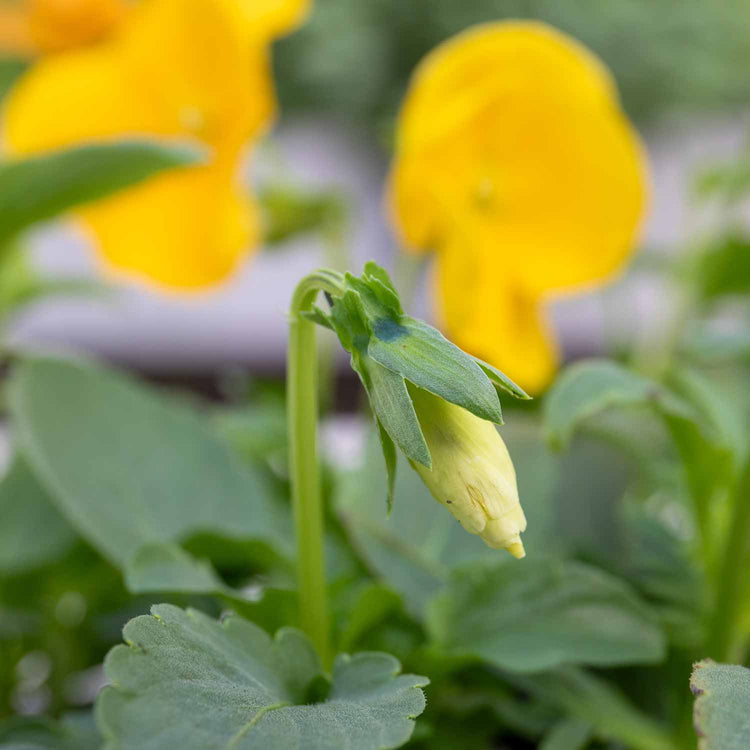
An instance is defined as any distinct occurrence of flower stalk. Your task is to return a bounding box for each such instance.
[286,271,344,668]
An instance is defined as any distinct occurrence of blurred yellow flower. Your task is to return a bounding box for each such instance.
[389,21,647,393]
[0,0,128,57]
[3,0,309,288]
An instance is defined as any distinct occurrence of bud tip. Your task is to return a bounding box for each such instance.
[506,540,525,559]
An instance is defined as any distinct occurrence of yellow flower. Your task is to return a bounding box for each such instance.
[0,0,129,57]
[407,382,526,558]
[389,21,648,393]
[2,0,309,288]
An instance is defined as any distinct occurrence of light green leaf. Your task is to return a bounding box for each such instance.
[427,559,666,672]
[97,604,428,750]
[376,419,397,513]
[7,356,293,569]
[691,660,750,750]
[0,139,204,244]
[544,359,696,450]
[0,712,100,750]
[0,455,76,575]
[368,316,503,424]
[539,718,592,750]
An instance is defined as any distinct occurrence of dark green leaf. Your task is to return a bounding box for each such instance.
[0,712,100,750]
[0,139,204,244]
[691,660,750,750]
[694,234,750,300]
[0,455,76,575]
[97,604,428,750]
[368,316,502,424]
[427,559,666,671]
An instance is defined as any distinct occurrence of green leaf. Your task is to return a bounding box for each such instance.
[97,604,428,750]
[691,660,750,750]
[0,139,204,245]
[544,359,696,450]
[0,713,100,750]
[0,455,76,575]
[510,668,674,750]
[368,316,503,424]
[539,719,592,750]
[471,356,531,401]
[694,234,750,300]
[427,559,665,672]
[7,356,293,569]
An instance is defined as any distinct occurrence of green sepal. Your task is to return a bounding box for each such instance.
[376,418,397,514]
[300,305,334,331]
[472,355,531,400]
[353,351,430,469]
[368,316,503,424]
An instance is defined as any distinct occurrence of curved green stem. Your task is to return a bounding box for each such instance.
[287,270,344,669]
[708,457,750,661]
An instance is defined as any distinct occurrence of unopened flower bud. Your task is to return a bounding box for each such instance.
[407,383,526,558]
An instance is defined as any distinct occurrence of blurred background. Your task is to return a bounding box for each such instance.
[2,0,749,386]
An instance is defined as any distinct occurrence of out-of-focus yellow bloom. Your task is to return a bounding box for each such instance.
[3,0,309,288]
[0,0,128,57]
[407,383,526,558]
[389,21,648,393]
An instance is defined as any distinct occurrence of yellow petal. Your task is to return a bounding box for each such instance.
[435,239,558,394]
[78,154,256,289]
[3,0,288,288]
[237,0,311,38]
[27,0,127,54]
[390,20,647,294]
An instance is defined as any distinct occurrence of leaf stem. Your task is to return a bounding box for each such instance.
[708,456,750,661]
[287,270,344,669]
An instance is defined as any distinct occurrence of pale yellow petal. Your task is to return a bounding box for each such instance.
[78,156,256,289]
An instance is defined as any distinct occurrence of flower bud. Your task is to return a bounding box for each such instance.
[406,383,526,558]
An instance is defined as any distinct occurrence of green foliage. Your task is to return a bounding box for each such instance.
[7,356,294,570]
[0,140,204,246]
[691,660,750,749]
[0,712,100,750]
[0,456,75,576]
[427,559,665,672]
[97,604,427,750]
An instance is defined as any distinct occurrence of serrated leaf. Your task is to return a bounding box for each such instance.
[363,262,400,301]
[330,289,370,352]
[0,455,76,575]
[427,559,665,672]
[472,356,531,400]
[368,316,502,424]
[0,139,204,244]
[544,359,696,450]
[300,305,334,331]
[691,660,750,750]
[97,604,427,750]
[7,356,293,569]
